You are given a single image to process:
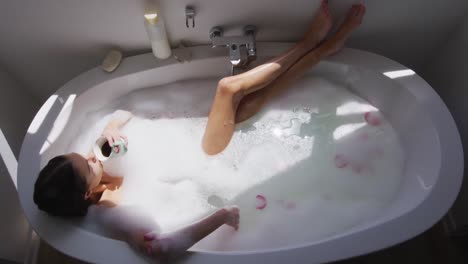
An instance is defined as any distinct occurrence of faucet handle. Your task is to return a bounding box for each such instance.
[243,25,257,60]
[185,6,196,28]
[243,25,257,37]
[209,27,224,40]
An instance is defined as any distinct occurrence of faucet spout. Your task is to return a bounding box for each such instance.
[210,25,257,67]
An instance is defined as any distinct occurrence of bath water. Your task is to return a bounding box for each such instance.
[69,76,404,251]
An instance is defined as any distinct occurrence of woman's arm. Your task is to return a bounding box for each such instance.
[101,110,133,146]
[89,203,239,260]
[145,206,239,260]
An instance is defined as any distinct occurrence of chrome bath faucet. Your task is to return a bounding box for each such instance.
[209,25,257,68]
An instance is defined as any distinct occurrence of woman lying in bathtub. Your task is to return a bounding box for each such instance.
[33,1,365,261]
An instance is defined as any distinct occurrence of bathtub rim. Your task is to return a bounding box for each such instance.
[17,43,463,264]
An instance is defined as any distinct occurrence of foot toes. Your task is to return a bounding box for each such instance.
[348,4,365,23]
[355,4,365,15]
[359,5,366,16]
[321,0,330,12]
[351,5,360,15]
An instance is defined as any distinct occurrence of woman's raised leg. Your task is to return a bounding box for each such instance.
[202,2,365,155]
[235,4,366,123]
[202,0,332,155]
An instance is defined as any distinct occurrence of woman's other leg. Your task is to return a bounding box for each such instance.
[235,4,366,123]
[202,0,334,155]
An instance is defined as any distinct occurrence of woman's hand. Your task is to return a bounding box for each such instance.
[102,125,128,147]
[223,206,240,230]
[128,231,171,260]
[128,230,155,256]
[125,206,240,261]
[102,110,133,146]
[144,232,168,255]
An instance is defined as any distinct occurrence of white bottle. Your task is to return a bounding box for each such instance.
[144,13,172,59]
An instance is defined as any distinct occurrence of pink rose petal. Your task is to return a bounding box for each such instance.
[358,132,369,141]
[352,164,363,174]
[285,202,296,210]
[256,195,267,210]
[364,112,382,126]
[334,154,349,168]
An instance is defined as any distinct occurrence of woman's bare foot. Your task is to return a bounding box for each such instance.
[223,206,240,230]
[235,5,365,124]
[317,3,366,56]
[302,0,333,49]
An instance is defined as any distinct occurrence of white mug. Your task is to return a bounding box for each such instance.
[93,136,128,161]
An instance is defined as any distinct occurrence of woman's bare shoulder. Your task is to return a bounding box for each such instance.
[86,200,117,217]
[97,188,123,206]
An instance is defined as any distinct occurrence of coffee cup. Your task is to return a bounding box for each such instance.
[93,136,128,161]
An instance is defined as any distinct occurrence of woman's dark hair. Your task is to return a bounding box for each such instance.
[33,155,92,217]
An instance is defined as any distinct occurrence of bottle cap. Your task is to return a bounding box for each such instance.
[144,13,159,25]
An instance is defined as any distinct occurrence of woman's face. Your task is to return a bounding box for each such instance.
[66,152,103,192]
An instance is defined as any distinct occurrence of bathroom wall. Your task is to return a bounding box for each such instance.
[421,14,468,232]
[0,69,39,156]
[0,0,467,102]
[0,68,39,262]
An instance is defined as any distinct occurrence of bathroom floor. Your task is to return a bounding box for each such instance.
[334,221,468,264]
[35,220,468,264]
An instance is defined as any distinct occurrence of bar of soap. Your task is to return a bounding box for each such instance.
[101,49,122,73]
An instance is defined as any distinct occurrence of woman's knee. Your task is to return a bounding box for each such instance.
[217,77,240,95]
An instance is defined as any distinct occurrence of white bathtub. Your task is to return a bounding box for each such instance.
[17,43,463,263]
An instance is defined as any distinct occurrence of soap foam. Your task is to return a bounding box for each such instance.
[69,77,404,251]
